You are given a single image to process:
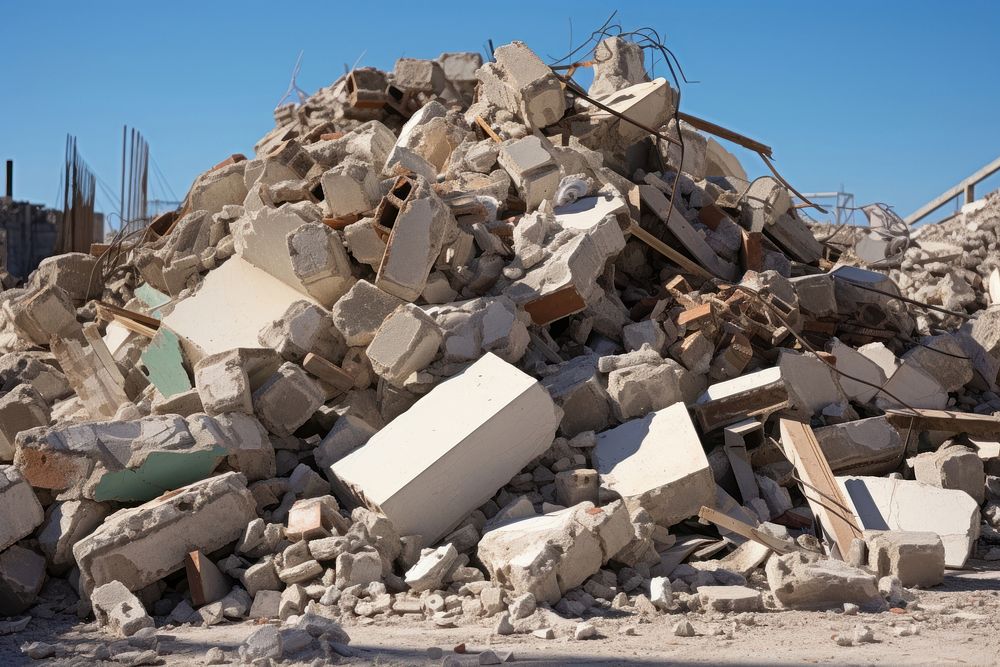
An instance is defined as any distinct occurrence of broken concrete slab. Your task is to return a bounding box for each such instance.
[0,465,44,552]
[163,256,321,364]
[252,362,325,437]
[0,384,50,462]
[330,353,560,544]
[813,417,904,476]
[73,472,256,598]
[15,415,228,502]
[595,402,713,528]
[837,475,980,568]
[765,551,882,611]
[477,501,631,605]
[37,499,110,574]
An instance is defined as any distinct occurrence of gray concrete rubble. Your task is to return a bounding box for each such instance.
[3,32,1000,655]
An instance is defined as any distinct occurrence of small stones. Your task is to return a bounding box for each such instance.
[574,622,597,640]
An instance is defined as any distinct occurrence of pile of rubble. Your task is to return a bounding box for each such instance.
[2,36,1000,663]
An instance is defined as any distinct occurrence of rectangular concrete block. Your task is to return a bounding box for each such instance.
[330,353,561,544]
[73,472,257,598]
[864,530,945,588]
[594,402,714,527]
[813,417,903,476]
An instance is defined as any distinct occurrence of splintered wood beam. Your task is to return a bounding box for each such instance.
[697,506,796,554]
[779,418,862,559]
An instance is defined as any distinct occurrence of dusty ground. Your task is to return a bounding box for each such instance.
[3,564,1000,666]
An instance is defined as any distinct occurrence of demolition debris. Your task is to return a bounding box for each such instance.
[2,31,1000,664]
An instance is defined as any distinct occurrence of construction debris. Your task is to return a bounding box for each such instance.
[2,32,1000,660]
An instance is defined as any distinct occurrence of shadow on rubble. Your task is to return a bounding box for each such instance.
[937,561,1000,592]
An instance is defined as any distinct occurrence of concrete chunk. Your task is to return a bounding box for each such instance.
[766,552,881,610]
[330,353,560,544]
[476,41,565,130]
[595,403,713,528]
[477,501,631,604]
[838,475,980,568]
[697,585,763,612]
[37,499,110,573]
[366,304,443,387]
[0,384,50,462]
[73,472,256,598]
[404,544,459,593]
[194,348,281,416]
[92,580,154,637]
[252,362,325,436]
[0,545,46,616]
[912,446,985,504]
[813,417,903,476]
[498,136,560,211]
[0,466,44,552]
[864,530,944,588]
[331,279,406,348]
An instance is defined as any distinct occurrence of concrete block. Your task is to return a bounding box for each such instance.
[186,161,247,217]
[335,549,382,589]
[766,552,881,610]
[0,353,70,404]
[606,358,692,422]
[366,304,443,387]
[73,472,257,598]
[813,417,903,476]
[555,469,599,507]
[831,266,914,335]
[622,320,666,354]
[252,362,325,436]
[233,205,352,307]
[875,357,949,411]
[865,531,944,588]
[29,252,100,304]
[827,338,886,404]
[595,403,714,528]
[664,119,707,180]
[194,348,281,416]
[912,446,985,504]
[0,545,46,616]
[0,384,50,462]
[584,79,675,148]
[790,273,837,318]
[91,580,154,637]
[902,334,973,392]
[477,501,631,604]
[476,41,565,129]
[249,589,281,619]
[343,219,387,269]
[404,544,459,592]
[193,412,275,482]
[163,256,321,364]
[258,300,345,364]
[37,499,110,573]
[374,175,457,302]
[394,57,445,93]
[315,414,377,472]
[588,36,649,99]
[330,353,560,544]
[497,136,560,211]
[331,279,406,348]
[777,349,848,417]
[6,283,80,346]
[0,466,44,551]
[321,157,381,219]
[15,415,234,502]
[697,585,763,612]
[704,137,748,181]
[540,355,611,437]
[838,475,980,567]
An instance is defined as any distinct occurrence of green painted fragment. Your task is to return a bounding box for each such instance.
[141,328,192,398]
[92,447,227,502]
[135,283,172,318]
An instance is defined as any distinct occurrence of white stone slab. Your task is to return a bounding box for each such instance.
[836,475,980,568]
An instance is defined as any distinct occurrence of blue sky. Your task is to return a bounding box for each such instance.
[4,1,1000,227]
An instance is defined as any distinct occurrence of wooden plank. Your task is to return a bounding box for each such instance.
[698,506,795,554]
[474,116,502,143]
[639,185,738,280]
[628,221,712,280]
[779,418,862,559]
[97,301,161,330]
[884,408,1000,438]
[677,112,773,158]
